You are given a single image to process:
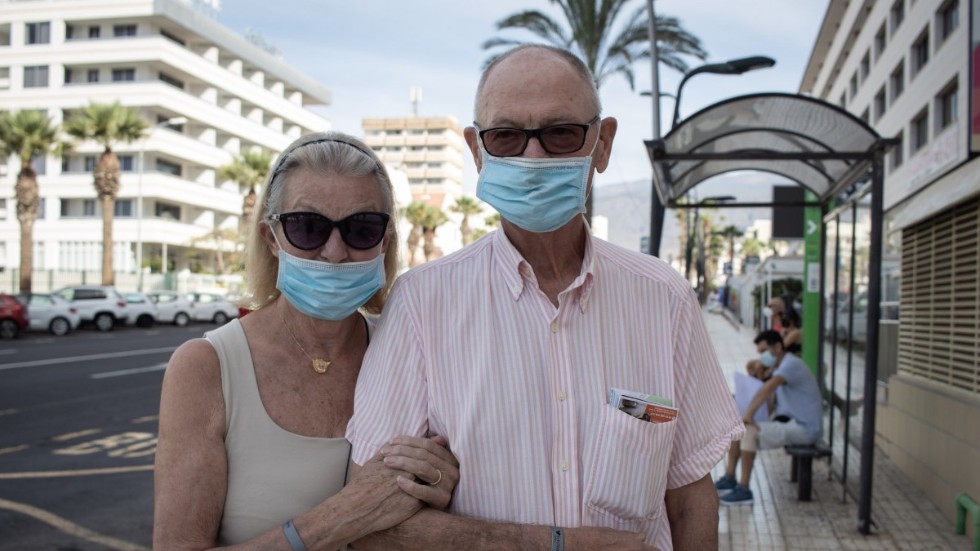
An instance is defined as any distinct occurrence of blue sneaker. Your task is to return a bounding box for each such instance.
[720,484,754,505]
[714,475,737,495]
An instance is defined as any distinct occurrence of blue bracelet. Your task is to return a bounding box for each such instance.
[282,519,309,551]
[551,526,564,551]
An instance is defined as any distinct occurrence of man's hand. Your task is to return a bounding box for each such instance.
[563,527,660,551]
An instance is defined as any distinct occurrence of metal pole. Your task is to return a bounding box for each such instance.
[858,150,884,534]
[136,145,144,292]
[646,0,665,257]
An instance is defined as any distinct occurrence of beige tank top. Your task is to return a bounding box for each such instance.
[206,319,353,546]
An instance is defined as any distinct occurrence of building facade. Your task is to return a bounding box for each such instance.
[802,0,978,531]
[0,0,331,291]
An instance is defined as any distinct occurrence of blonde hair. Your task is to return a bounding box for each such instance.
[241,131,399,315]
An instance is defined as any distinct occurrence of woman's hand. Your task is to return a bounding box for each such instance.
[380,435,460,510]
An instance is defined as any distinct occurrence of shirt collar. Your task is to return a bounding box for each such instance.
[491,228,597,312]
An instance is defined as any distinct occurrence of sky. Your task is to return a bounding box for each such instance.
[216,0,831,195]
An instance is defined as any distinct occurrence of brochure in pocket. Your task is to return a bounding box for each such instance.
[608,387,677,423]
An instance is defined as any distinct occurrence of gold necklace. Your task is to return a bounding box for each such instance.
[277,302,331,374]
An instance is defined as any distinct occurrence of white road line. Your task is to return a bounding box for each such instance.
[90,363,168,379]
[0,347,175,371]
[52,429,103,442]
[0,444,28,455]
[0,464,154,480]
[0,497,150,551]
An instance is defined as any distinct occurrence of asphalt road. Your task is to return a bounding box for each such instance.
[0,323,211,550]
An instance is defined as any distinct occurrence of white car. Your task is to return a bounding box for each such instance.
[18,293,81,336]
[146,290,194,326]
[186,292,239,325]
[123,292,159,328]
[53,285,129,331]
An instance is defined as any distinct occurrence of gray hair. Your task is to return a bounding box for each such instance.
[474,44,601,124]
[242,131,400,314]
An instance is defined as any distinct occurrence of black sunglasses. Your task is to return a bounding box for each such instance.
[477,115,599,157]
[269,211,389,251]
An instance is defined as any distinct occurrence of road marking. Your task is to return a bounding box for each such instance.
[0,347,175,371]
[0,444,28,455]
[0,497,150,551]
[90,363,168,379]
[0,464,154,479]
[52,429,103,442]
[131,415,158,424]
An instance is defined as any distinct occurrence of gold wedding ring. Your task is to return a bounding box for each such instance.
[431,469,443,487]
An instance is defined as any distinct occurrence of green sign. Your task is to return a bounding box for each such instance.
[802,190,821,377]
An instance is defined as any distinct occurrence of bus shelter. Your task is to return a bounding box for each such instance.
[645,92,896,533]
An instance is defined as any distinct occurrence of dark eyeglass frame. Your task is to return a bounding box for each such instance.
[268,211,390,251]
[476,115,600,157]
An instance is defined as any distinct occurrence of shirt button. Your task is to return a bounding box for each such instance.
[511,285,521,294]
[560,461,569,472]
[550,322,559,333]
[558,391,567,401]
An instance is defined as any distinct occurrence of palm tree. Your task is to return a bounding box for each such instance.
[449,195,483,246]
[0,110,60,293]
[484,0,706,89]
[64,102,148,285]
[485,213,501,228]
[483,0,706,222]
[217,150,273,237]
[402,201,428,267]
[421,205,449,263]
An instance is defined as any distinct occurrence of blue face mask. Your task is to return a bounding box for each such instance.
[276,248,385,321]
[759,350,777,368]
[475,138,598,233]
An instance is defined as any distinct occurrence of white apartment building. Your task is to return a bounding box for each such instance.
[0,0,331,291]
[802,0,978,529]
[362,115,473,262]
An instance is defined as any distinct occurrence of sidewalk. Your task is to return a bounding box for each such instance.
[702,310,973,550]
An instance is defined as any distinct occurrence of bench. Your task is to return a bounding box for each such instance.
[785,443,832,501]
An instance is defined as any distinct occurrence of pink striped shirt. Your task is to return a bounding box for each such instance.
[347,229,743,549]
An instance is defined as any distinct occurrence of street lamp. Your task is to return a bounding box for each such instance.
[686,195,735,298]
[136,116,187,292]
[671,56,775,128]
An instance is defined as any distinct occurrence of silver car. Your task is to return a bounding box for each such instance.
[146,290,194,326]
[17,293,81,336]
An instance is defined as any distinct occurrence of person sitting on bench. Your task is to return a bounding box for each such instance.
[715,330,823,505]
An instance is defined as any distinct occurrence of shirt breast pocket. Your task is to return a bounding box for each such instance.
[584,404,676,521]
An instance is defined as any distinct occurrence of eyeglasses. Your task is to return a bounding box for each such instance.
[477,116,600,157]
[268,211,390,250]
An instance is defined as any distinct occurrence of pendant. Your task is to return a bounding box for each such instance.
[312,358,331,374]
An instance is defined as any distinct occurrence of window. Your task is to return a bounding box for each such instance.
[938,0,959,44]
[111,68,135,82]
[158,72,184,89]
[64,67,73,84]
[87,69,98,83]
[83,199,96,217]
[61,155,69,172]
[84,156,96,172]
[31,155,46,176]
[38,198,45,220]
[26,22,50,44]
[114,199,132,217]
[113,24,137,37]
[874,88,887,121]
[88,26,100,39]
[936,81,958,131]
[66,25,75,40]
[155,202,180,220]
[860,52,870,82]
[155,158,182,176]
[911,29,929,77]
[890,62,904,101]
[891,0,905,33]
[839,93,846,108]
[23,65,49,88]
[119,155,134,172]
[0,198,6,220]
[874,24,887,60]
[861,109,870,124]
[911,109,929,152]
[849,73,858,97]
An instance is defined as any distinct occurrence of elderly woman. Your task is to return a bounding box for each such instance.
[153,132,458,550]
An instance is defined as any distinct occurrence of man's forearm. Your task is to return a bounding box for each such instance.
[665,475,719,551]
[352,509,531,551]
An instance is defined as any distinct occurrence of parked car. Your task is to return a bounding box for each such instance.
[0,293,29,339]
[53,285,128,331]
[185,292,239,325]
[146,290,194,326]
[123,292,159,328]
[16,293,81,336]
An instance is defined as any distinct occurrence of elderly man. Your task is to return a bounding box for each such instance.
[346,44,743,551]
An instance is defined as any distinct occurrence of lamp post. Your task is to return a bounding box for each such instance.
[686,195,734,299]
[136,116,187,292]
[671,56,775,128]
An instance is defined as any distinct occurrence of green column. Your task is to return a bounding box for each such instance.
[802,190,821,377]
